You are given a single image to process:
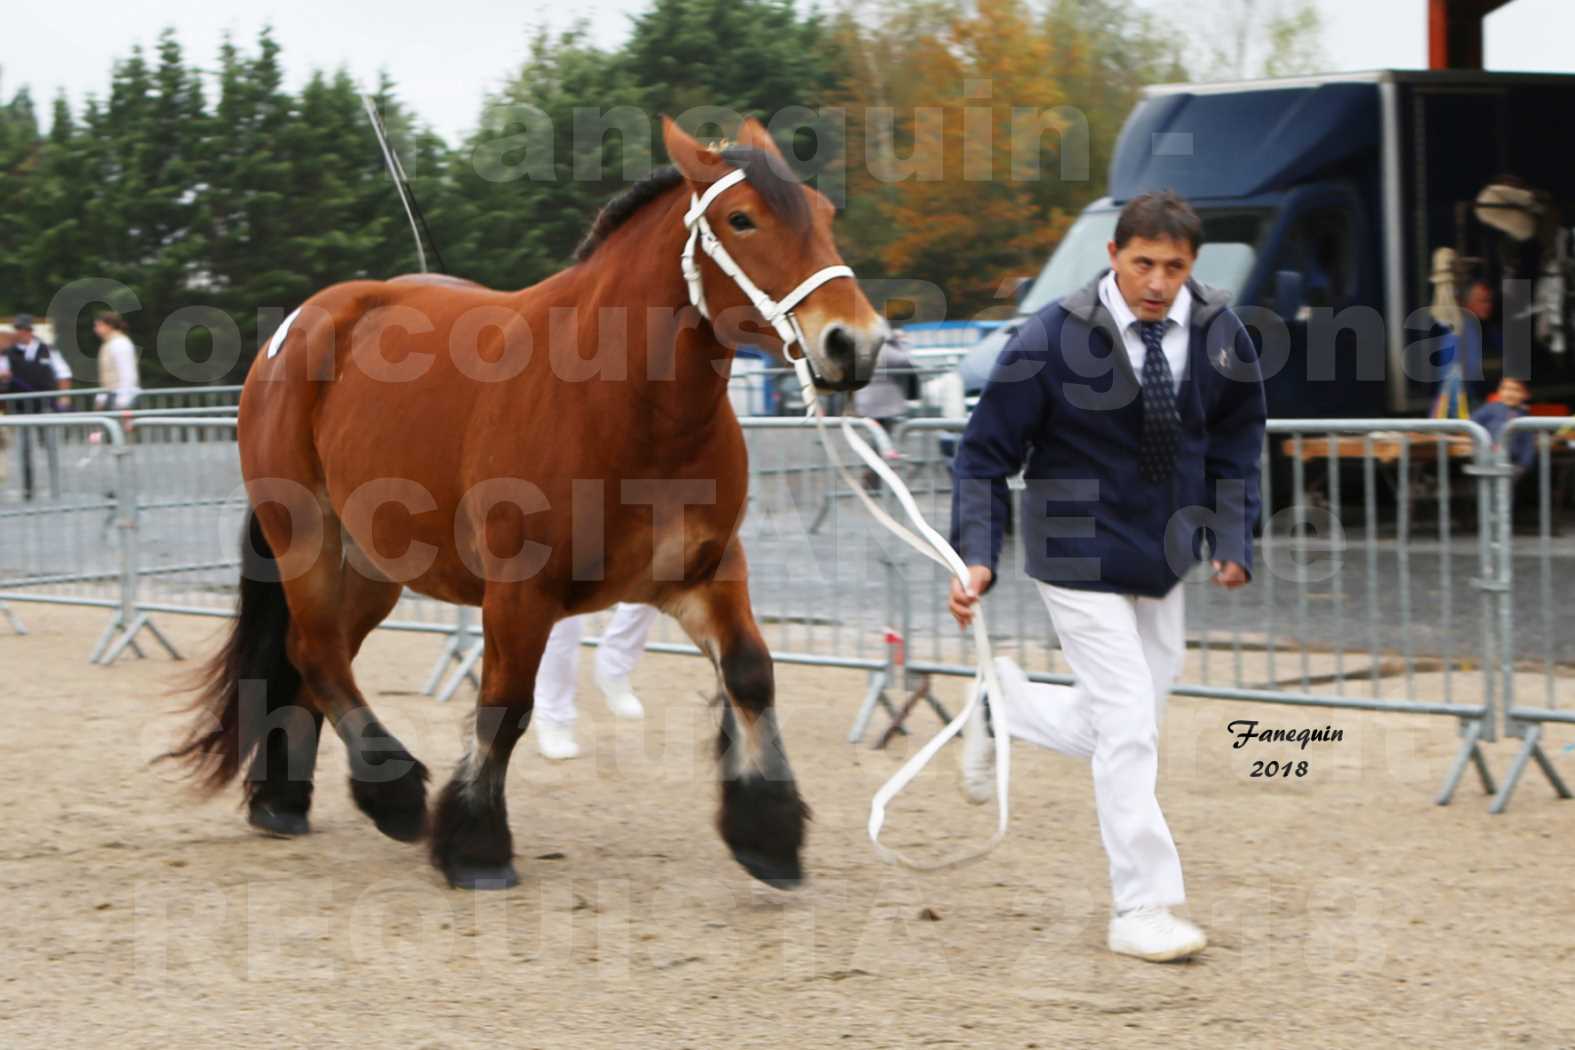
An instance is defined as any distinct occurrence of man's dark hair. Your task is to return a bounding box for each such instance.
[1114,191,1203,254]
[97,311,129,333]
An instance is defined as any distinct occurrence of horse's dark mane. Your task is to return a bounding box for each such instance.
[572,146,811,263]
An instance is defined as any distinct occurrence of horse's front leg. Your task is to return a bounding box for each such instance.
[672,545,809,889]
[429,589,555,890]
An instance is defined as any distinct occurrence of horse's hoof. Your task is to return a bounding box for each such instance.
[247,801,310,838]
[349,755,431,843]
[731,847,804,890]
[445,863,520,891]
[369,802,429,844]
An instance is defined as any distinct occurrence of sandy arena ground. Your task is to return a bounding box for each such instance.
[0,603,1572,1049]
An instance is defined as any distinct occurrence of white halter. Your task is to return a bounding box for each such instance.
[679,166,1013,872]
[680,168,854,362]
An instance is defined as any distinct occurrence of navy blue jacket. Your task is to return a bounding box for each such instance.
[949,271,1266,598]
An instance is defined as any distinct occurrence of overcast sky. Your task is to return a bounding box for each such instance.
[4,0,1573,146]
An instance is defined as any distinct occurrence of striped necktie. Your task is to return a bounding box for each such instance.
[1138,320,1180,483]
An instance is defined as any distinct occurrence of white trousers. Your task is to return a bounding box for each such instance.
[534,603,660,725]
[997,582,1187,913]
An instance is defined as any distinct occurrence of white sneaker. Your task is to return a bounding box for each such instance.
[1108,906,1207,962]
[594,669,646,720]
[535,719,581,761]
[963,657,1029,804]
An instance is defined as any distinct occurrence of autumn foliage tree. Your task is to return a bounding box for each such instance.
[830,0,1185,317]
[0,0,1323,384]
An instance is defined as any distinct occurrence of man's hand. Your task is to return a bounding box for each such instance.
[1211,560,1248,588]
[948,565,994,628]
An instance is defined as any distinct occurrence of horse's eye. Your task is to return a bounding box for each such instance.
[728,211,755,232]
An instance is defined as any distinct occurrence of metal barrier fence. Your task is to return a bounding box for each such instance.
[1,410,901,694]
[0,384,243,415]
[900,320,1006,351]
[117,417,475,679]
[0,414,143,661]
[1489,415,1575,811]
[725,365,963,420]
[0,385,243,504]
[878,417,1507,804]
[1,407,1569,811]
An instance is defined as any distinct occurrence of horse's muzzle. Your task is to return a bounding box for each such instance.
[817,323,885,390]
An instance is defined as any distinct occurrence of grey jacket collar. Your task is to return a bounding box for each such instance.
[1060,269,1233,329]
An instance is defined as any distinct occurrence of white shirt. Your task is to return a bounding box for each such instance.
[10,337,74,383]
[97,333,141,410]
[1098,271,1190,394]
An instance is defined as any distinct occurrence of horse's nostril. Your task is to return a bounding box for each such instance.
[863,331,888,376]
[822,325,857,366]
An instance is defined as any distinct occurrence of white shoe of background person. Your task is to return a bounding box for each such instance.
[535,718,581,761]
[1107,905,1207,962]
[595,668,646,720]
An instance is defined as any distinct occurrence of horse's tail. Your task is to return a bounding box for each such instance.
[161,509,301,793]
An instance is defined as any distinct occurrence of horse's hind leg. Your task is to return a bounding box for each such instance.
[259,501,430,843]
[246,559,403,837]
[430,588,555,889]
[672,546,808,889]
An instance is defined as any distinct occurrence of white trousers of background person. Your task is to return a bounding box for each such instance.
[995,582,1187,913]
[535,603,660,726]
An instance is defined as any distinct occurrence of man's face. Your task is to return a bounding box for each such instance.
[1499,380,1528,408]
[1107,235,1196,322]
[1466,283,1494,322]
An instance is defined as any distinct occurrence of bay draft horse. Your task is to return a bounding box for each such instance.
[167,117,886,889]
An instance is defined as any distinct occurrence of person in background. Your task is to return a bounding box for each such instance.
[4,315,72,409]
[3,314,73,500]
[852,328,917,490]
[532,603,660,760]
[0,327,12,485]
[1455,280,1500,405]
[92,312,141,411]
[1471,376,1536,479]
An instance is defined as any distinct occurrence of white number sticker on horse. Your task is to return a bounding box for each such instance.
[266,307,304,359]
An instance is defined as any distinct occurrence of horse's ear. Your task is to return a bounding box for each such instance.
[735,117,783,161]
[663,116,729,185]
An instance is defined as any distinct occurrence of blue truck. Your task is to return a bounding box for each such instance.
[963,70,1575,419]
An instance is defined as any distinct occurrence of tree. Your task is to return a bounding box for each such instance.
[69,31,213,383]
[0,75,43,315]
[1044,0,1186,195]
[443,27,643,291]
[4,0,1308,381]
[1192,0,1328,81]
[824,0,961,278]
[202,28,301,323]
[621,0,844,172]
[1261,3,1328,78]
[15,95,102,341]
[828,0,1184,317]
[200,35,450,378]
[874,0,1071,315]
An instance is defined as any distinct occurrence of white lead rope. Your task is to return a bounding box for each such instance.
[791,358,1012,871]
[684,168,1011,869]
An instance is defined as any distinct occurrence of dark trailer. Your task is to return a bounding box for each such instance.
[971,71,1575,420]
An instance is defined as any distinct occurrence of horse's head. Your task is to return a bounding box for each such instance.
[664,117,886,392]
